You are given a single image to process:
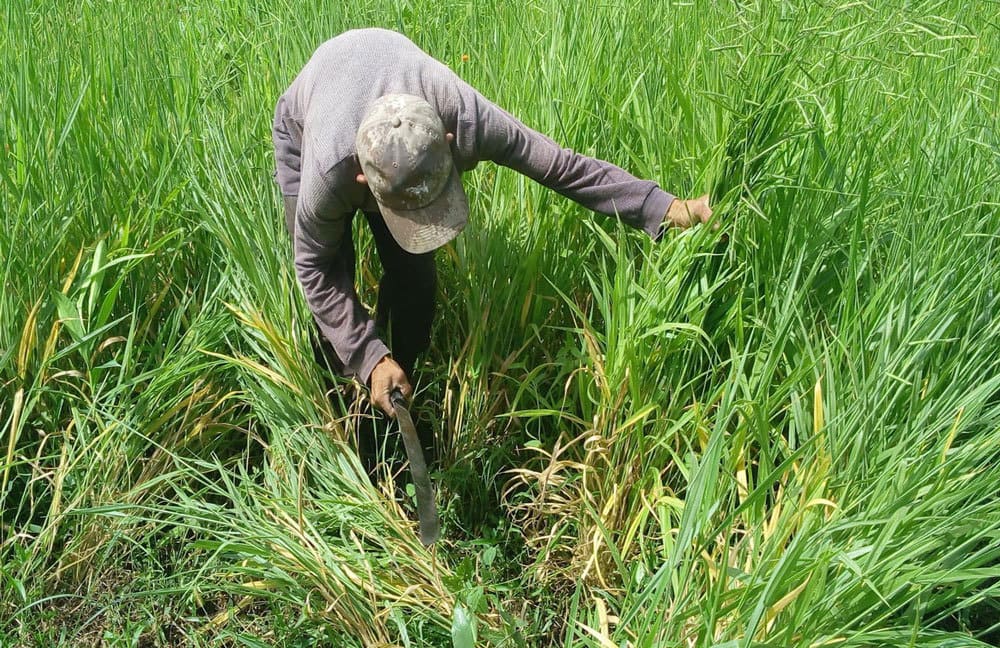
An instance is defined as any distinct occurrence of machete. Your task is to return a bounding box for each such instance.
[390,387,440,546]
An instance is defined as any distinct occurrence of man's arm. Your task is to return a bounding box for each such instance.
[293,158,390,384]
[467,96,712,236]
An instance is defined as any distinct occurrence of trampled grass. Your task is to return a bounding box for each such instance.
[2,0,999,646]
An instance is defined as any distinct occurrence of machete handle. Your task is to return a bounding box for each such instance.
[390,387,407,410]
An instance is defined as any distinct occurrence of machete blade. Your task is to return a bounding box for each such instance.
[391,389,440,546]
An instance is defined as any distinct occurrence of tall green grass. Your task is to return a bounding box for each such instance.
[2,0,998,645]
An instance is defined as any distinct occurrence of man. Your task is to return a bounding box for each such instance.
[272,28,713,425]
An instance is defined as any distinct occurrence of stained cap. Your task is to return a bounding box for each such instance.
[356,94,468,253]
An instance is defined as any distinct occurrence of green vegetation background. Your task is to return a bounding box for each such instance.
[2,0,998,646]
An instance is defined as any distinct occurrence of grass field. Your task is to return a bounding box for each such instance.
[2,0,999,645]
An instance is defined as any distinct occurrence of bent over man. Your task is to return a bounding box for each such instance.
[272,28,712,435]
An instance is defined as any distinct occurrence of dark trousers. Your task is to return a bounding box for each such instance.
[283,197,437,473]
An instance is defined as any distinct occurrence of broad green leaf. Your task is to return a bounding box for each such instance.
[451,603,475,648]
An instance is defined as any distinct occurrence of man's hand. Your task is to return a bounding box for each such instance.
[369,355,412,417]
[666,194,715,230]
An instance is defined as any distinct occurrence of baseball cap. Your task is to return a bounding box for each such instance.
[356,94,468,254]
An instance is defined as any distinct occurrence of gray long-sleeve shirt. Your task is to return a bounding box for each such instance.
[272,28,675,383]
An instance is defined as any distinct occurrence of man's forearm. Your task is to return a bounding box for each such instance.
[474,99,675,238]
[296,258,390,382]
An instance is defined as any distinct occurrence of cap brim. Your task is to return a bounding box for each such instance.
[378,165,468,254]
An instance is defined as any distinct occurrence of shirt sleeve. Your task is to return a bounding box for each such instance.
[294,155,389,383]
[468,95,675,240]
